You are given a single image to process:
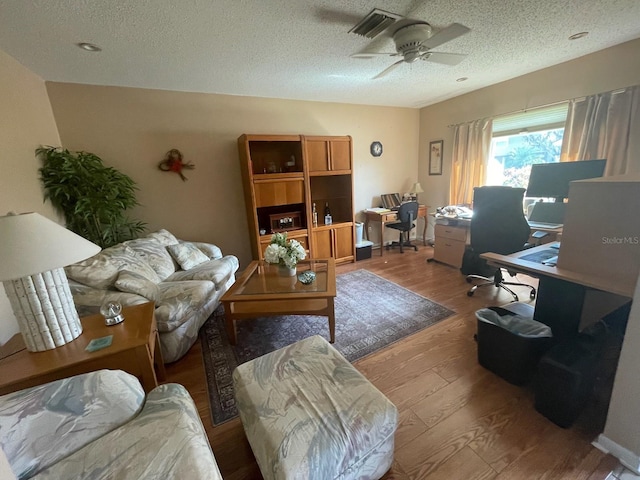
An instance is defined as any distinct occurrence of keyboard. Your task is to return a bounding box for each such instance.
[519,249,559,264]
[528,221,563,229]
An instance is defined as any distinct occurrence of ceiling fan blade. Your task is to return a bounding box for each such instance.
[422,51,467,66]
[373,60,404,79]
[351,52,398,59]
[422,23,470,49]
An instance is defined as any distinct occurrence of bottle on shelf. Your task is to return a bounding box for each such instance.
[324,202,332,225]
[312,203,318,228]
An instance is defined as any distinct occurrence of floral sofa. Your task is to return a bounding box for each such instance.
[0,369,222,479]
[65,229,239,363]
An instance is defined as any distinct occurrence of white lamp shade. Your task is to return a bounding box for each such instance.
[0,212,101,281]
[411,182,424,194]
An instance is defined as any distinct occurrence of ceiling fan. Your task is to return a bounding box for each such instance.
[350,10,470,79]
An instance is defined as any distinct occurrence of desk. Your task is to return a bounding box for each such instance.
[0,302,165,395]
[430,215,562,268]
[364,205,428,255]
[482,244,632,341]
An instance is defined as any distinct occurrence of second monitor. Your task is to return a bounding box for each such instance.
[526,159,606,202]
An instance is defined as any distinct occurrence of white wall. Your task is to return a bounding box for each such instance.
[0,49,61,344]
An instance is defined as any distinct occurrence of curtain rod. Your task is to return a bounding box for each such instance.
[446,85,633,129]
[446,99,569,128]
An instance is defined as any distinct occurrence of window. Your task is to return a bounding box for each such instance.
[486,103,569,190]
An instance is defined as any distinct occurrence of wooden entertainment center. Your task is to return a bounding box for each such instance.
[237,134,355,264]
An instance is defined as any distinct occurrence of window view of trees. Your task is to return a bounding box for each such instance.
[487,128,564,188]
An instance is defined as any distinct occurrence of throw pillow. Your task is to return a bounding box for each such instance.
[166,243,210,270]
[114,270,161,303]
[65,245,160,290]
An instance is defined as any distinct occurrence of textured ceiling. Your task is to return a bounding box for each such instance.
[1,0,639,108]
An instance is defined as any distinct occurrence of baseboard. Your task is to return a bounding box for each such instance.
[593,434,640,474]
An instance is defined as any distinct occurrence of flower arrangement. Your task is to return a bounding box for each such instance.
[264,232,306,269]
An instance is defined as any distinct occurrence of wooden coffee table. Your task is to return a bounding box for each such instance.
[0,302,165,395]
[221,259,336,345]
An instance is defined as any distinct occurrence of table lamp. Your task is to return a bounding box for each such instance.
[0,212,101,352]
[411,182,424,202]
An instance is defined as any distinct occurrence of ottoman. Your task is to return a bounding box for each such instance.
[233,335,398,480]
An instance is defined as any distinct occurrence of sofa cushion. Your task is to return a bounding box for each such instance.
[124,233,179,281]
[114,271,161,303]
[164,256,239,290]
[65,245,160,290]
[166,242,210,270]
[155,281,216,332]
[0,370,144,480]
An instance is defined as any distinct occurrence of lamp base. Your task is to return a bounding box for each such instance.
[3,268,82,352]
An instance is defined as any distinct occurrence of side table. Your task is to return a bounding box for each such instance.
[0,302,165,395]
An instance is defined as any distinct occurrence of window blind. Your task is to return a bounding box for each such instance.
[492,103,569,136]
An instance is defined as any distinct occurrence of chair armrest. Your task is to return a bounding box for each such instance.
[33,384,222,480]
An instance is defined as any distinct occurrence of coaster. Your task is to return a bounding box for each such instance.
[85,335,113,352]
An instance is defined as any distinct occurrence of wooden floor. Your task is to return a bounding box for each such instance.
[165,245,619,480]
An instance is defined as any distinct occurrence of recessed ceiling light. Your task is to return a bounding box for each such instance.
[568,32,588,40]
[77,42,102,52]
[456,77,468,82]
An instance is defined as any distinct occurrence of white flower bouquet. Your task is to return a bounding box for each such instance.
[264,232,306,269]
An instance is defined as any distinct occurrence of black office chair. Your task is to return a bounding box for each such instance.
[464,186,536,301]
[385,201,419,253]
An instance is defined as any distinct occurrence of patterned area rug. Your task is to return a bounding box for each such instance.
[200,269,454,425]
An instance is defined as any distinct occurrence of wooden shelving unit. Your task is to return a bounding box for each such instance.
[238,134,355,264]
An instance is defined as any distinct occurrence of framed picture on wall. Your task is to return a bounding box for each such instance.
[429,140,443,175]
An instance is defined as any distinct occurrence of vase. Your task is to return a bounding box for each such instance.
[278,264,297,277]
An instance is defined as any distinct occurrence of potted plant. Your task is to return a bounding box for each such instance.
[263,232,306,276]
[37,146,146,248]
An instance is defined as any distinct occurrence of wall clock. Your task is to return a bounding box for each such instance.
[370,141,383,157]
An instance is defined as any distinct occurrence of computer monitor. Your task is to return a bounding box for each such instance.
[525,159,606,201]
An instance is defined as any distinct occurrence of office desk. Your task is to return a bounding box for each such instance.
[430,215,561,268]
[482,245,632,341]
[364,205,429,256]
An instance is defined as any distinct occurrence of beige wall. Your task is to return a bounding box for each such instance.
[418,38,640,228]
[0,49,61,343]
[45,84,420,265]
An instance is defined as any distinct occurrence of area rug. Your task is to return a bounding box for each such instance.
[200,269,454,425]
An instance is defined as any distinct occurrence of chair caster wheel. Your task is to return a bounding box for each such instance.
[467,291,474,297]
[530,289,536,300]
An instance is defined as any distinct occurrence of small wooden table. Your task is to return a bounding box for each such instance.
[221,259,336,345]
[364,205,429,255]
[0,302,165,395]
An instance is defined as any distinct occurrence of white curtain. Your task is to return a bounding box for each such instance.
[449,118,493,205]
[561,85,640,175]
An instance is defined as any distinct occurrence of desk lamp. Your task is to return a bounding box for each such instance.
[0,212,101,352]
[410,182,424,202]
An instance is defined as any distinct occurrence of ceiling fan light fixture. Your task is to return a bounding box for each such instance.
[77,42,102,52]
[568,32,588,40]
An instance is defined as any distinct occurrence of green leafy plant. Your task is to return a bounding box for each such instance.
[37,146,146,248]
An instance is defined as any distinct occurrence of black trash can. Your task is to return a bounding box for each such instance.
[476,302,554,385]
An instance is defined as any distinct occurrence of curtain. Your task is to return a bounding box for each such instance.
[561,85,640,175]
[449,118,493,205]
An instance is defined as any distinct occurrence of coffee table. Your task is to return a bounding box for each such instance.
[221,259,336,345]
[0,302,165,395]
